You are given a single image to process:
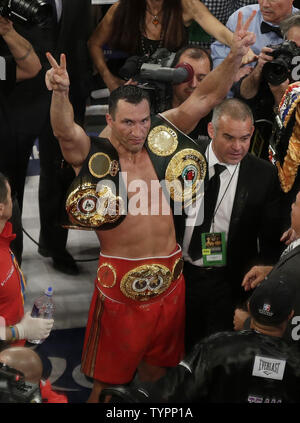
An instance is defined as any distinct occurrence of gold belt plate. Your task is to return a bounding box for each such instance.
[165,148,206,203]
[148,125,178,156]
[120,264,173,301]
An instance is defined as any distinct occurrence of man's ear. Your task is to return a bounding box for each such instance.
[207,122,214,139]
[0,203,4,218]
[106,113,113,128]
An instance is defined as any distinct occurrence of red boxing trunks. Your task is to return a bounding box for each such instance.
[81,245,185,384]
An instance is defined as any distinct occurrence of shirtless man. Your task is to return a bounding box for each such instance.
[46,13,255,402]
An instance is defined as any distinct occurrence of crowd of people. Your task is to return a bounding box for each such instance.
[1,0,300,404]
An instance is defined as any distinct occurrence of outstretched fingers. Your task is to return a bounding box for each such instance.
[60,53,67,71]
[243,10,256,32]
[46,51,59,69]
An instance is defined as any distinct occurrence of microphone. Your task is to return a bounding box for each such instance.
[139,62,194,84]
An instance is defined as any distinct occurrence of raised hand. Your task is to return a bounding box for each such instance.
[231,11,256,60]
[45,52,69,92]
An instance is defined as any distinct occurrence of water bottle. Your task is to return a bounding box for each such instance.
[28,286,55,344]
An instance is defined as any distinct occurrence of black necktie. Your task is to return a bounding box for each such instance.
[188,164,226,261]
[260,21,282,38]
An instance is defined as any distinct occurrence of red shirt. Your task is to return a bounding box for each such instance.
[0,222,25,327]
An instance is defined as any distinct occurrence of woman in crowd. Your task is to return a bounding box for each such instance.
[88,0,239,92]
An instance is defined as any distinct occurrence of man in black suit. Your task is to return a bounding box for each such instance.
[7,0,93,273]
[181,98,283,353]
[235,189,300,347]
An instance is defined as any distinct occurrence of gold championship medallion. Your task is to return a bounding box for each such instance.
[66,182,124,228]
[165,148,206,203]
[88,152,119,178]
[97,263,117,288]
[148,125,178,156]
[120,264,172,301]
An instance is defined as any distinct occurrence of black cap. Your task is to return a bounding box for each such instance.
[249,275,295,325]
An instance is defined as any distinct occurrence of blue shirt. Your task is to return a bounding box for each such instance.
[211,4,299,68]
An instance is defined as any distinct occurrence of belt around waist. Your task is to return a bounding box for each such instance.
[184,261,227,272]
[96,245,184,305]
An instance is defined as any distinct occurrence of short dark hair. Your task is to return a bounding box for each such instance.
[0,173,9,204]
[172,45,213,70]
[108,85,151,118]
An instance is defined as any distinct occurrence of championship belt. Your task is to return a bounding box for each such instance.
[63,137,126,230]
[273,82,300,193]
[146,114,207,206]
[66,181,125,229]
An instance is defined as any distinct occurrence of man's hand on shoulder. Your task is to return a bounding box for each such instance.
[46,52,69,93]
[241,265,273,291]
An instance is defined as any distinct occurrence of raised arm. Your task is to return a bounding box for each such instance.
[163,11,256,133]
[0,17,41,81]
[87,2,124,92]
[46,52,90,174]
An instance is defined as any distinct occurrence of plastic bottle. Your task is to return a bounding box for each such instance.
[27,287,55,344]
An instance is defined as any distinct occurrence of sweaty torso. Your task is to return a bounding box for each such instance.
[96,148,177,258]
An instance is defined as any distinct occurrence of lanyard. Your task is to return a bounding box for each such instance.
[207,149,239,232]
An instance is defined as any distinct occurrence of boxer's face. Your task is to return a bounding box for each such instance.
[107,99,151,154]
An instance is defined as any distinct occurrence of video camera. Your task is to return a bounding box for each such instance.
[119,48,194,113]
[0,0,52,27]
[0,362,42,403]
[262,40,300,86]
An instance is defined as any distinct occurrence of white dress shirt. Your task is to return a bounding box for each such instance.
[54,0,62,22]
[183,142,240,266]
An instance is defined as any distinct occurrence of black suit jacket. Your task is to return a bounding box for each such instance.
[7,0,93,133]
[176,142,284,298]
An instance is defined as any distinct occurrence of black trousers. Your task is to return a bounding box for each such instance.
[38,118,75,256]
[184,261,234,355]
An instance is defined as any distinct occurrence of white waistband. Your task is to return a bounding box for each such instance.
[100,244,182,261]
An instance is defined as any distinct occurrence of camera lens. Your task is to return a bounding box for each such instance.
[262,58,289,86]
[8,0,52,26]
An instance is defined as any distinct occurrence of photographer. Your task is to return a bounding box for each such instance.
[0,15,41,264]
[233,12,300,160]
[171,45,213,141]
[116,45,213,140]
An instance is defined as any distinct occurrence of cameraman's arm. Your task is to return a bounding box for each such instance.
[163,12,256,134]
[88,2,124,92]
[239,47,273,99]
[0,17,41,81]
